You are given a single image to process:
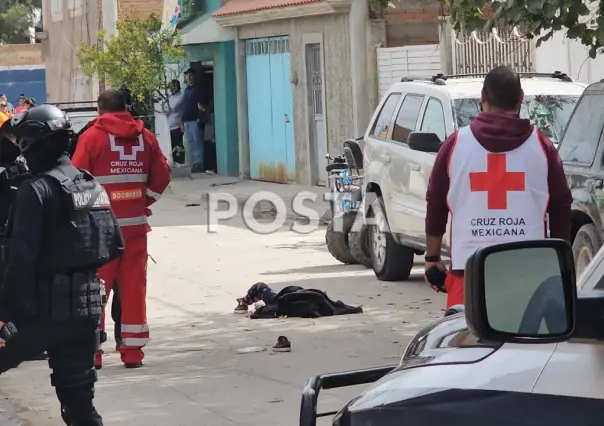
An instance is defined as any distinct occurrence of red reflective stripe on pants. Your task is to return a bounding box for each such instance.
[445,274,464,309]
[99,233,148,364]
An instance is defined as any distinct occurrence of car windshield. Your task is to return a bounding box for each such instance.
[453,95,579,144]
[68,114,96,134]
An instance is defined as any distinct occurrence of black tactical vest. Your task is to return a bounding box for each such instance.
[9,165,124,322]
[40,166,124,272]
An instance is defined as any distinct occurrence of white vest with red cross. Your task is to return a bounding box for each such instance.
[446,126,550,270]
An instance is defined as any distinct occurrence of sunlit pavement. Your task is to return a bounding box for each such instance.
[0,178,445,425]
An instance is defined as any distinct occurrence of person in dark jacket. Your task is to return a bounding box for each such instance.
[424,66,572,308]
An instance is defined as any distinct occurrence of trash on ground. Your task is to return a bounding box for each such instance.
[235,346,266,354]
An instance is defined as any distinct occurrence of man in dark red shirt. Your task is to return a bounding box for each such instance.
[424,66,572,309]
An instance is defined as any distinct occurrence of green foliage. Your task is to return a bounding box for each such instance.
[77,14,185,105]
[0,0,41,43]
[368,0,390,15]
[444,0,604,58]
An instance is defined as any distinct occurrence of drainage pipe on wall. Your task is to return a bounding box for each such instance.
[349,0,370,137]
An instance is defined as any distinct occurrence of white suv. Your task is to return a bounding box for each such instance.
[362,72,586,281]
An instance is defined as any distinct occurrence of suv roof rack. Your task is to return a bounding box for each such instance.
[400,76,447,86]
[429,71,573,83]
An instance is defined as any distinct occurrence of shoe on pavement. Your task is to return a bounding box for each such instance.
[273,336,291,352]
[234,298,248,314]
[124,362,143,369]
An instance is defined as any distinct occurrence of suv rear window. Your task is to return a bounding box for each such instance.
[454,95,579,144]
[370,94,401,140]
[558,93,604,165]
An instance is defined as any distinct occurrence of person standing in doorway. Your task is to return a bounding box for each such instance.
[424,65,572,309]
[182,68,206,173]
[164,79,185,165]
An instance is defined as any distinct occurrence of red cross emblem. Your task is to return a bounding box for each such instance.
[469,153,526,210]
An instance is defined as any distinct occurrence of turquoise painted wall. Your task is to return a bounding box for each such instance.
[185,42,238,176]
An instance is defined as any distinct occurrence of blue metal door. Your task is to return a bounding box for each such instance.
[245,37,295,183]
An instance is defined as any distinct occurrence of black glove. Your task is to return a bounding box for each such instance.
[0,322,17,343]
[425,266,447,293]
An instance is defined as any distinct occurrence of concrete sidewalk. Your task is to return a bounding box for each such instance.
[167,174,333,222]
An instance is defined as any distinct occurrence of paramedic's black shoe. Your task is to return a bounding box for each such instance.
[125,362,143,369]
[273,336,291,352]
[234,298,248,314]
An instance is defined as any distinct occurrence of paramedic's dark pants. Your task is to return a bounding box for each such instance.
[0,320,103,425]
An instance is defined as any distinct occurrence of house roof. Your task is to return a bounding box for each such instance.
[213,0,326,17]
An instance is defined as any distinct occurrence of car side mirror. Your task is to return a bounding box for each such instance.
[407,132,442,153]
[464,239,576,344]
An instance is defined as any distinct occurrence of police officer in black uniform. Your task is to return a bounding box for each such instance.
[0,120,29,225]
[0,118,50,363]
[0,104,125,425]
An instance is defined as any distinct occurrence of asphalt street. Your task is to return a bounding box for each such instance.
[0,178,444,426]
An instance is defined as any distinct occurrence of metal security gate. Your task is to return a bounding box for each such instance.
[451,28,533,74]
[377,45,442,98]
[305,43,328,185]
[245,36,296,183]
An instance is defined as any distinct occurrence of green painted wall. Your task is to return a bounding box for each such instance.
[184,42,238,176]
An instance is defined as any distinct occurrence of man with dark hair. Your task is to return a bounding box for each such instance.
[182,68,206,173]
[424,65,572,309]
[98,89,126,113]
[73,89,171,369]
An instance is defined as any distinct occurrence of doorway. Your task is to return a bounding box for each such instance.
[245,37,296,183]
[305,42,327,185]
[189,61,216,173]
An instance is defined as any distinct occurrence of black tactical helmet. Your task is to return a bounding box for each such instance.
[10,104,72,153]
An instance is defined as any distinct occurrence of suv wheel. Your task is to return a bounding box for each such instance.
[572,223,602,278]
[325,210,358,265]
[368,197,415,281]
[349,224,372,268]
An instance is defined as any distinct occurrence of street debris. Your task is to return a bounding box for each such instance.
[235,346,266,354]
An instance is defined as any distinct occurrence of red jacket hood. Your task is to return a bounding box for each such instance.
[93,112,144,138]
[469,112,534,153]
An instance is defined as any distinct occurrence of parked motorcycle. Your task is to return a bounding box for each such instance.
[324,138,371,268]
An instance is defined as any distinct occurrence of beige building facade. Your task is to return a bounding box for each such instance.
[40,0,163,103]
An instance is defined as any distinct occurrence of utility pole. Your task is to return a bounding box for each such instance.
[100,0,118,92]
[102,0,118,41]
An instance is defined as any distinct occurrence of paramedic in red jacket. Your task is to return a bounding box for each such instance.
[424,66,572,309]
[72,90,171,368]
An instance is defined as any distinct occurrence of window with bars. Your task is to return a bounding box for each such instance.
[246,38,290,56]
